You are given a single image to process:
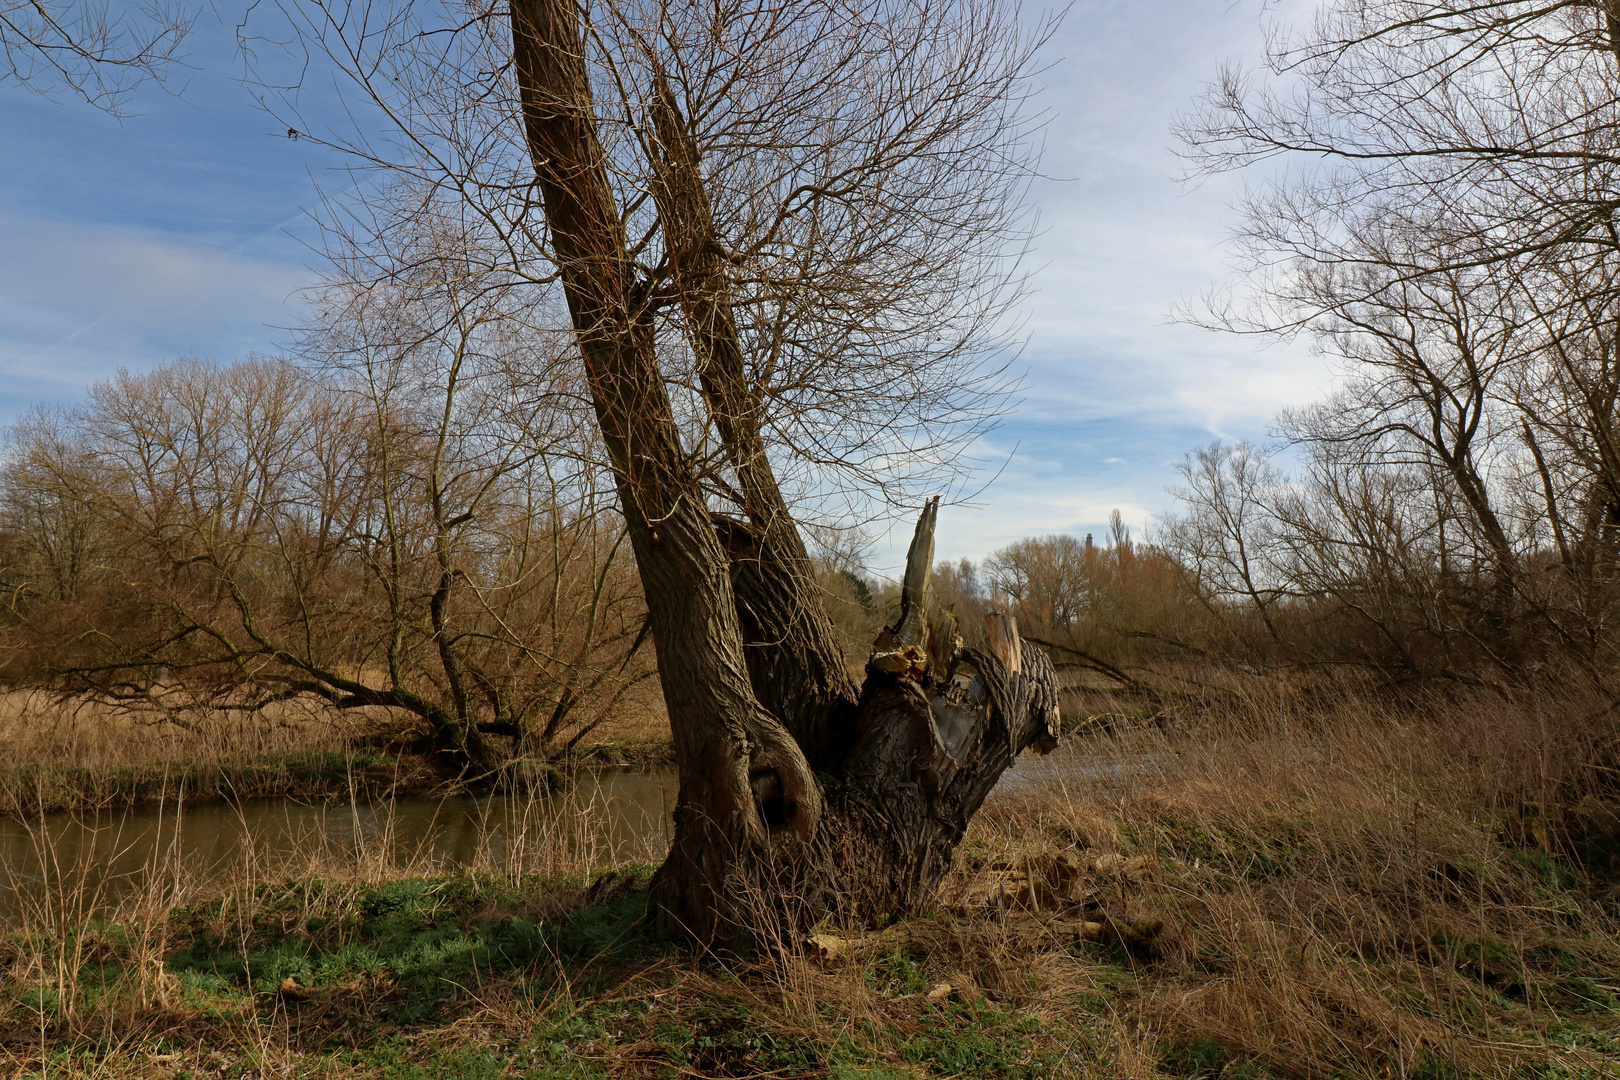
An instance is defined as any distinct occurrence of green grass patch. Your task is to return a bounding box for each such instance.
[159,871,665,1025]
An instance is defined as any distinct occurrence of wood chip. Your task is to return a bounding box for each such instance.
[806,934,847,962]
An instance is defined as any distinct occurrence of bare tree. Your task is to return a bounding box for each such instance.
[1286,258,1528,612]
[977,524,1188,684]
[1172,1,1620,680]
[242,0,1061,942]
[1512,263,1620,564]
[1273,444,1478,675]
[1178,1,1620,322]
[1161,441,1289,647]
[983,534,1091,629]
[0,409,100,604]
[0,295,653,771]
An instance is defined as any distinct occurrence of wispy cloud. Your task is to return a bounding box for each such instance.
[0,1,1336,576]
[909,0,1334,569]
[0,213,313,407]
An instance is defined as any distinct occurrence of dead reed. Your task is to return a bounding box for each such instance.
[932,674,1620,1077]
[0,675,1614,1078]
[0,690,377,766]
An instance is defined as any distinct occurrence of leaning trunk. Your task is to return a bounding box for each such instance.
[511,0,822,945]
[645,72,860,768]
[510,2,1059,945]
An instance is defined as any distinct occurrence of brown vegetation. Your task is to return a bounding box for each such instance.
[0,684,671,818]
[0,674,1614,1078]
[1170,2,1620,686]
[0,351,658,776]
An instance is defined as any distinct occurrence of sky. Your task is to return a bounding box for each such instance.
[0,0,1329,574]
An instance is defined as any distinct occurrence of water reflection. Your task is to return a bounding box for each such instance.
[0,769,676,921]
[0,749,1170,922]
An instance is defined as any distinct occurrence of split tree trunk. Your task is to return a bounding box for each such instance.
[509,0,1059,945]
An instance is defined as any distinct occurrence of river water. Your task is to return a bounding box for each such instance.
[0,750,1166,921]
[0,770,677,921]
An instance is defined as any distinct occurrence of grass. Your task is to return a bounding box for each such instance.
[0,674,1617,1077]
[0,869,1072,1079]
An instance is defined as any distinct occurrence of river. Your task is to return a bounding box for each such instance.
[0,749,1163,921]
[0,770,677,921]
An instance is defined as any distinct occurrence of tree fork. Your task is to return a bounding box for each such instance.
[510,1,1061,945]
[744,501,1065,926]
[510,0,821,945]
[646,71,858,767]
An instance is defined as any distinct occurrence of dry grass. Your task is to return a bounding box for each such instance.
[934,675,1620,1077]
[0,778,671,1063]
[581,702,673,748]
[0,675,1615,1078]
[0,690,369,769]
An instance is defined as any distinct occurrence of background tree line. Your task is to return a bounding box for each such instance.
[0,240,656,773]
[16,348,1620,769]
[810,0,1620,701]
[1156,0,1620,689]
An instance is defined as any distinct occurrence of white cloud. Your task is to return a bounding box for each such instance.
[0,214,314,399]
[883,0,1343,571]
[0,0,1339,579]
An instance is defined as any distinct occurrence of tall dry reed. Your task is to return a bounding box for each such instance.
[934,676,1620,1076]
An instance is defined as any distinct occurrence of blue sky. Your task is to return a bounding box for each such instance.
[0,0,1327,573]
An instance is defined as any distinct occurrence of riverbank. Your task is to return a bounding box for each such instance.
[1,678,1617,1078]
[0,691,674,818]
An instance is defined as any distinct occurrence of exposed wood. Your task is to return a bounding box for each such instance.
[890,496,939,652]
[828,503,1061,915]
[509,0,1061,944]
[985,613,1022,674]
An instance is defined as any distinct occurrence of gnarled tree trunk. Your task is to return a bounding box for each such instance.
[510,0,1059,945]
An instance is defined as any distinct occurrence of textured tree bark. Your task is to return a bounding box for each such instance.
[814,500,1063,917]
[646,73,860,769]
[510,1,1060,945]
[510,0,821,945]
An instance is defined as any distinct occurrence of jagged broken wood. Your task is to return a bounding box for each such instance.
[508,0,1061,942]
[723,497,1066,925]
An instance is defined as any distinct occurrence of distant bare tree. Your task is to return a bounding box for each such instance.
[1161,442,1288,647]
[0,286,653,771]
[0,409,100,604]
[984,534,1090,628]
[1172,1,1620,682]
[979,521,1190,682]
